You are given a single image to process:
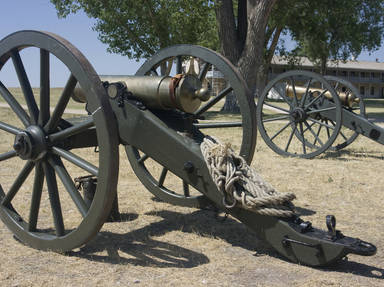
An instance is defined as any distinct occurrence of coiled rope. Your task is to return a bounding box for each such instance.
[200,137,296,217]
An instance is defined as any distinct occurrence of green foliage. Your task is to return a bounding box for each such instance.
[51,0,384,72]
[51,0,219,60]
[278,0,384,70]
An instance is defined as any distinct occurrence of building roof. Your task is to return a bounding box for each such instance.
[271,55,384,72]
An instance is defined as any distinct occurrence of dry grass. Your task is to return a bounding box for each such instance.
[0,97,384,286]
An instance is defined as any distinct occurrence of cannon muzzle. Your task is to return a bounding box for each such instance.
[72,75,210,113]
[286,84,359,107]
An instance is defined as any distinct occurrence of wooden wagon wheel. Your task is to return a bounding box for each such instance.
[323,76,366,151]
[125,45,256,207]
[0,31,119,251]
[295,75,366,152]
[256,70,342,158]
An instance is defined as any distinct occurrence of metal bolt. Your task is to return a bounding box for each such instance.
[183,161,194,173]
[13,142,22,153]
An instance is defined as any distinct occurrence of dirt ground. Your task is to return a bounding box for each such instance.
[0,129,383,287]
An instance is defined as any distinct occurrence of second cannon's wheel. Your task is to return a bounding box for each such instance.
[256,70,342,158]
[125,45,256,207]
[0,31,119,251]
[323,76,366,151]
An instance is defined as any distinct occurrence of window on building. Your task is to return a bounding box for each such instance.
[351,71,356,77]
[371,72,376,78]
[360,86,365,95]
[361,72,365,78]
[342,71,347,77]
[371,87,375,96]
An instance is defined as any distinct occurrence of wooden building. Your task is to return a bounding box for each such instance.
[269,56,384,98]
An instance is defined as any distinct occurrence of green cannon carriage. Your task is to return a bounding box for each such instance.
[0,31,377,267]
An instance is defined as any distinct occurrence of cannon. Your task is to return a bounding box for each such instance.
[257,70,370,158]
[0,31,376,267]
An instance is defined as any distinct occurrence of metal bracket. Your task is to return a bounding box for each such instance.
[282,236,321,250]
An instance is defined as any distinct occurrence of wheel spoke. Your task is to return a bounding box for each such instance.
[0,121,23,135]
[44,74,77,133]
[263,102,290,113]
[49,117,94,143]
[39,49,50,126]
[149,68,158,76]
[263,115,291,123]
[28,163,44,231]
[0,81,30,127]
[51,146,98,176]
[43,161,65,237]
[48,156,88,217]
[270,121,292,141]
[285,124,297,152]
[300,79,312,107]
[302,121,316,134]
[1,161,35,206]
[304,121,324,146]
[307,118,335,130]
[325,120,331,139]
[334,82,339,90]
[290,77,299,106]
[306,106,336,115]
[275,84,294,109]
[313,123,322,146]
[0,150,17,161]
[194,86,233,116]
[183,181,190,197]
[339,130,348,141]
[198,62,211,81]
[176,56,182,74]
[193,121,242,129]
[158,167,168,187]
[304,90,327,110]
[11,50,39,124]
[299,122,306,154]
[138,153,149,164]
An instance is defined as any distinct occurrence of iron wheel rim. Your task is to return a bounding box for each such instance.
[0,30,119,251]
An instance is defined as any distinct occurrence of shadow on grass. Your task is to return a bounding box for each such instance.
[321,149,384,161]
[321,258,384,279]
[68,211,210,268]
[68,209,271,268]
[295,206,316,216]
[69,209,382,278]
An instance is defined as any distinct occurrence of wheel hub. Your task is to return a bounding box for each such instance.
[290,108,307,123]
[14,126,48,160]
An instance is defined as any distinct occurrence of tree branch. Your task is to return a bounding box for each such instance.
[265,25,283,64]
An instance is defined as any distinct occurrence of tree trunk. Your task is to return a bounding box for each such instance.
[215,0,240,63]
[215,0,276,112]
[237,0,276,97]
[320,56,327,75]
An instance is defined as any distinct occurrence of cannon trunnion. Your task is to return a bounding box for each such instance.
[0,31,376,267]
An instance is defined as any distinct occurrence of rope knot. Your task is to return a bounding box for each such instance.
[201,137,296,218]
